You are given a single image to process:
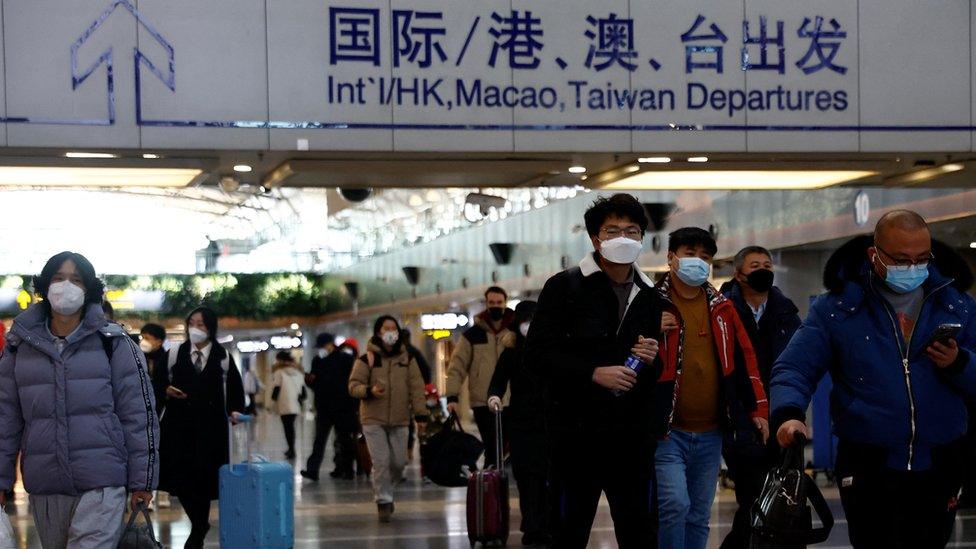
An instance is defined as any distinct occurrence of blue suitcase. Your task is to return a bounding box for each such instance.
[219,415,294,549]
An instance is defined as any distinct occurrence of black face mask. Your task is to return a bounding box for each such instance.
[745,269,775,293]
[488,307,505,321]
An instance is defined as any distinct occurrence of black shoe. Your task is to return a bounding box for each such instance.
[522,532,551,546]
[329,469,343,478]
[300,469,319,482]
[377,502,393,523]
[184,525,210,549]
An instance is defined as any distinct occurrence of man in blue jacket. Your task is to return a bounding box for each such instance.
[772,210,976,548]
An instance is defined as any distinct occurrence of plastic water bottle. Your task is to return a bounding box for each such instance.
[613,354,645,397]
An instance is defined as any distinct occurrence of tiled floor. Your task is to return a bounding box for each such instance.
[6,414,976,548]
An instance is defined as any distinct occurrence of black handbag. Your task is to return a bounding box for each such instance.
[750,434,833,548]
[420,413,484,487]
[118,503,162,549]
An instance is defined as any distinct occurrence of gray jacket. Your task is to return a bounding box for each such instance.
[0,303,159,495]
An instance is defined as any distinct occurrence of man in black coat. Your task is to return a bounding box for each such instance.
[301,333,359,481]
[719,246,801,549]
[525,193,665,548]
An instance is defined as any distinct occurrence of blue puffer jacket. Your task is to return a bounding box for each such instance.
[0,303,159,495]
[771,238,976,472]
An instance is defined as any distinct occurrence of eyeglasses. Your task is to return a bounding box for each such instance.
[876,245,934,268]
[601,227,643,240]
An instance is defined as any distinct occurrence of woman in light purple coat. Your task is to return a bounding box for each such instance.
[0,252,159,548]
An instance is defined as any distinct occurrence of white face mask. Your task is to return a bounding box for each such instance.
[139,340,155,354]
[317,349,328,359]
[599,237,643,265]
[188,327,209,345]
[519,322,531,337]
[381,331,399,346]
[47,280,85,316]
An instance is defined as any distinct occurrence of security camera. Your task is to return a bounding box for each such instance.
[339,188,373,203]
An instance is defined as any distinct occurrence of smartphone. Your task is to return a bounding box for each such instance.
[925,323,962,348]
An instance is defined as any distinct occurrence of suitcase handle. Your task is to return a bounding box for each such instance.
[493,408,503,472]
[227,413,255,471]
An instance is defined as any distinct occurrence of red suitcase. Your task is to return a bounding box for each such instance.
[466,410,509,547]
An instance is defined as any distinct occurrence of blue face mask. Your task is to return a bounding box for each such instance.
[675,257,710,287]
[883,263,929,293]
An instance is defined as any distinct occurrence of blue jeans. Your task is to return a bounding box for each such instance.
[655,429,723,549]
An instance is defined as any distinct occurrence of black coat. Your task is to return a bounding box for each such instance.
[308,350,358,415]
[721,281,801,387]
[145,347,170,418]
[488,336,545,430]
[158,342,245,500]
[525,258,664,439]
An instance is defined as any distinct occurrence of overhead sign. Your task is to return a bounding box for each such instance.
[421,313,469,331]
[0,1,972,152]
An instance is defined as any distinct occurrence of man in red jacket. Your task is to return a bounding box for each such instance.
[654,227,769,549]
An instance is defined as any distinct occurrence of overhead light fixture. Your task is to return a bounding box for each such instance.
[970,242,976,249]
[604,170,879,190]
[885,162,967,186]
[408,194,423,207]
[638,157,671,163]
[568,166,587,174]
[290,323,300,330]
[142,153,161,159]
[0,166,204,187]
[65,152,118,159]
[233,164,252,173]
[687,157,709,163]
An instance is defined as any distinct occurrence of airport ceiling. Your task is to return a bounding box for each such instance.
[0,149,973,194]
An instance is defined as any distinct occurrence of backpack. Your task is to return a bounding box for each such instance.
[750,435,834,548]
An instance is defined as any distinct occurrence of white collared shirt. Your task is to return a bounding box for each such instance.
[749,300,768,324]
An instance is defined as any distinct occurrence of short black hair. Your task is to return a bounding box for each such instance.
[275,350,294,362]
[316,332,335,348]
[583,194,649,237]
[140,323,167,341]
[733,246,772,271]
[186,306,219,343]
[34,251,106,314]
[485,286,507,300]
[668,227,718,256]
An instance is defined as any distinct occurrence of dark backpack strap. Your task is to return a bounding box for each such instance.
[803,475,834,544]
[98,332,115,362]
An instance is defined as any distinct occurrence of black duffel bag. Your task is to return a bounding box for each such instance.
[750,434,833,548]
[421,413,484,487]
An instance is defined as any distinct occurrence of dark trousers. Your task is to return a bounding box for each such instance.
[179,494,212,545]
[720,449,773,549]
[472,406,507,468]
[281,414,297,454]
[307,410,356,475]
[835,439,963,549]
[511,425,550,539]
[550,432,657,549]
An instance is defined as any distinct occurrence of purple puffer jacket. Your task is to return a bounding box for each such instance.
[0,303,159,495]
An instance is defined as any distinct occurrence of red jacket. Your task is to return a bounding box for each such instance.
[654,276,768,437]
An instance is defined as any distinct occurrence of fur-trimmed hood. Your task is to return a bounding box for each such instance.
[823,234,973,294]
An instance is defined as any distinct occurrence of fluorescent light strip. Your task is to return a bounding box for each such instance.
[687,157,709,163]
[605,170,879,190]
[0,166,203,187]
[638,157,671,163]
[65,152,118,159]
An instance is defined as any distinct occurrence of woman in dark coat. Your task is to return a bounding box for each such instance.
[158,307,245,549]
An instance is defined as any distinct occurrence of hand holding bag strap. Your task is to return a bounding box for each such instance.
[803,475,834,544]
[122,502,161,546]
